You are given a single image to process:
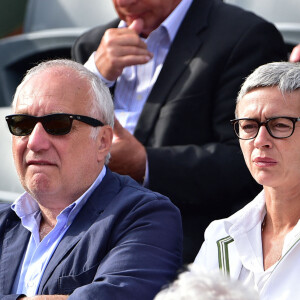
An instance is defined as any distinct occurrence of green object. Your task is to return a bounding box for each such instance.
[217,235,234,276]
[0,0,28,38]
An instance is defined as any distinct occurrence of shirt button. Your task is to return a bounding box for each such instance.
[137,94,143,101]
[27,281,34,287]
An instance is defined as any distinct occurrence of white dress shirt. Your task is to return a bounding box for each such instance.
[195,190,300,299]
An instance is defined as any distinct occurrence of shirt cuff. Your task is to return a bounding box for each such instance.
[84,52,115,88]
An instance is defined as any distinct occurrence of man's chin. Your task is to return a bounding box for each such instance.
[23,176,53,198]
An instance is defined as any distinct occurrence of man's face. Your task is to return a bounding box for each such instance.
[12,67,110,206]
[113,0,181,37]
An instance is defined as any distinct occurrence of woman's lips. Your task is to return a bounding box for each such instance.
[253,157,277,167]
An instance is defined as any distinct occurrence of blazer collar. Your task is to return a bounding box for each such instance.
[134,0,214,144]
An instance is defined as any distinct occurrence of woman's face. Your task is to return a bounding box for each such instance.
[238,86,300,190]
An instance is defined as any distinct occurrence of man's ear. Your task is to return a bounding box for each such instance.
[96,125,113,162]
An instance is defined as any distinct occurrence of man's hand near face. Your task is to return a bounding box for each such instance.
[109,118,147,183]
[94,19,153,81]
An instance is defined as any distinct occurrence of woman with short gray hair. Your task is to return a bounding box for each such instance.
[195,62,300,299]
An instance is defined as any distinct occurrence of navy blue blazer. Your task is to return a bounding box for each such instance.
[0,169,182,299]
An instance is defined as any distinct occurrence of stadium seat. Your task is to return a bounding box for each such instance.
[24,0,117,32]
[224,0,300,53]
[0,0,117,106]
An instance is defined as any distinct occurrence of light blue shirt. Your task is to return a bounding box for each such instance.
[86,0,192,133]
[84,0,192,185]
[11,166,107,296]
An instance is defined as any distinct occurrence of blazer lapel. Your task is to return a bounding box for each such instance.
[134,0,213,144]
[38,170,119,293]
[0,213,30,294]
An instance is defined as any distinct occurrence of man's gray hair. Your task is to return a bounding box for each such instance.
[12,59,114,164]
[236,62,300,116]
[154,264,259,300]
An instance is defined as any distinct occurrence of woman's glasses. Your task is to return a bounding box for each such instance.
[5,113,104,136]
[230,116,300,140]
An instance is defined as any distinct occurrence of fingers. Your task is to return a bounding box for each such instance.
[128,18,144,35]
[289,44,300,62]
[105,27,147,48]
[95,26,153,81]
[106,46,152,66]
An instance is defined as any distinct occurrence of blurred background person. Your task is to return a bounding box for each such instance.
[195,62,300,299]
[72,0,287,263]
[154,264,259,300]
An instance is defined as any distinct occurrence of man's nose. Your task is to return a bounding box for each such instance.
[27,122,51,152]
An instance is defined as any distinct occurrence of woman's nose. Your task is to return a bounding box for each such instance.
[253,125,272,148]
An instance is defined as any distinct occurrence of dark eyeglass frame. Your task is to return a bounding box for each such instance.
[5,113,105,136]
[230,116,300,140]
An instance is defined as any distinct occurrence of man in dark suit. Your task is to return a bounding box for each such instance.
[1,59,182,300]
[72,0,287,263]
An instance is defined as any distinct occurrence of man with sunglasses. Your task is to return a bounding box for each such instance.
[0,59,182,300]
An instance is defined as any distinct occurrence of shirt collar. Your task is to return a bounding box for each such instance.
[118,0,193,43]
[11,166,107,227]
[162,0,193,43]
[225,190,266,238]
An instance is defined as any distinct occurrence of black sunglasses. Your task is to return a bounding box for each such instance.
[5,113,105,136]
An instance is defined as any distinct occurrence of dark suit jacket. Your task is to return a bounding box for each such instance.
[72,0,287,262]
[0,169,182,300]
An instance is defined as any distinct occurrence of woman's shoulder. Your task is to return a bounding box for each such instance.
[204,190,265,241]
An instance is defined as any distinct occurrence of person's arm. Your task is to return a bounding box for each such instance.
[289,44,300,62]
